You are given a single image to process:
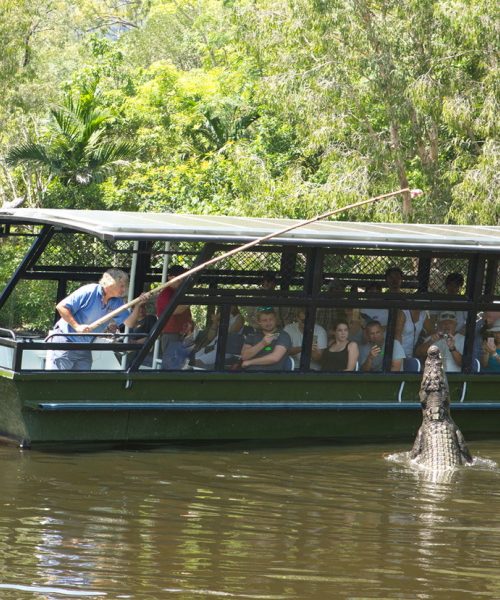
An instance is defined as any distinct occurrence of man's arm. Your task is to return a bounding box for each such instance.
[361,352,374,372]
[447,335,463,367]
[242,344,288,368]
[390,339,406,372]
[241,338,267,361]
[56,302,90,333]
[283,326,300,356]
[310,345,323,362]
[390,358,403,372]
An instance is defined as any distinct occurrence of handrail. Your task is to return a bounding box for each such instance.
[0,327,16,340]
[43,331,145,342]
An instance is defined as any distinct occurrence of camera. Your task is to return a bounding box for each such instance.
[438,332,450,339]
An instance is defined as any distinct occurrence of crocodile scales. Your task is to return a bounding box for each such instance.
[410,345,473,470]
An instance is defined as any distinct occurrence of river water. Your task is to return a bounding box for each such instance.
[1,439,500,600]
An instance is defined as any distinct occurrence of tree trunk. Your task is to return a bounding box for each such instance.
[389,121,411,219]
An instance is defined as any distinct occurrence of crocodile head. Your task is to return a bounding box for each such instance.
[419,345,451,422]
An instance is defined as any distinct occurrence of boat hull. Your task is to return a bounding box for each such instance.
[1,371,498,449]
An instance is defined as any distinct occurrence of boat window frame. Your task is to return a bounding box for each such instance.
[0,219,499,375]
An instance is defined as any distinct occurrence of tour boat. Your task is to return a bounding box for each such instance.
[0,207,498,448]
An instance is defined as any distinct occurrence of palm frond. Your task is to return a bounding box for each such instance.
[50,107,83,146]
[88,139,137,165]
[5,143,54,167]
[7,86,136,188]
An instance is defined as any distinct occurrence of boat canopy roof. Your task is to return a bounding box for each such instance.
[1,208,500,251]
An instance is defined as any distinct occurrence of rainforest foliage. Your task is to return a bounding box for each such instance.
[0,0,498,224]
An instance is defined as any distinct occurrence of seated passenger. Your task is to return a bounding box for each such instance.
[127,302,157,342]
[193,312,219,368]
[480,319,500,372]
[320,320,359,372]
[241,307,291,371]
[161,320,198,370]
[202,306,244,343]
[359,320,405,372]
[474,311,500,362]
[415,312,464,372]
[284,308,327,370]
[194,306,244,369]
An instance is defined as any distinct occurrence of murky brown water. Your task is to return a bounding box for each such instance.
[1,439,500,600]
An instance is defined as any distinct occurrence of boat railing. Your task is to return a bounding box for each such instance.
[0,327,16,340]
[0,332,147,372]
[42,332,143,342]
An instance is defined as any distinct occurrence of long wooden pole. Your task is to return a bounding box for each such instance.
[88,187,421,331]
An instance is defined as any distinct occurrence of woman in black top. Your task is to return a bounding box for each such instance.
[321,320,359,371]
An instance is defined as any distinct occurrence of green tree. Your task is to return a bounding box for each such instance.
[225,0,499,223]
[6,82,136,198]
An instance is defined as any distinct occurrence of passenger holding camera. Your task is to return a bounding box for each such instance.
[480,319,500,372]
[415,312,464,372]
[359,320,405,372]
[241,307,291,371]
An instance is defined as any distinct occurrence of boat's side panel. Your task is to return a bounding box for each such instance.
[467,380,500,401]
[4,372,499,447]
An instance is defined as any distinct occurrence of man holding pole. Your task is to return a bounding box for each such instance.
[46,268,147,370]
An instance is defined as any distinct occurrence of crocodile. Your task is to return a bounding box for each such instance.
[410,345,473,471]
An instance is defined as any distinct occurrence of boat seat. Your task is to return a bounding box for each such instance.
[459,358,480,402]
[397,357,421,403]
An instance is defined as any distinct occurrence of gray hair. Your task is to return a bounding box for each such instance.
[99,268,129,289]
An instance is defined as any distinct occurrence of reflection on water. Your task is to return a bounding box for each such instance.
[1,441,500,599]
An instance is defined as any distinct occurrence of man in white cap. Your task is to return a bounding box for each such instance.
[415,311,465,372]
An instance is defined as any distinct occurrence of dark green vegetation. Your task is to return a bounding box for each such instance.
[0,0,498,223]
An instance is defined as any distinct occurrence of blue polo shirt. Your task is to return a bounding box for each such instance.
[54,283,130,343]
